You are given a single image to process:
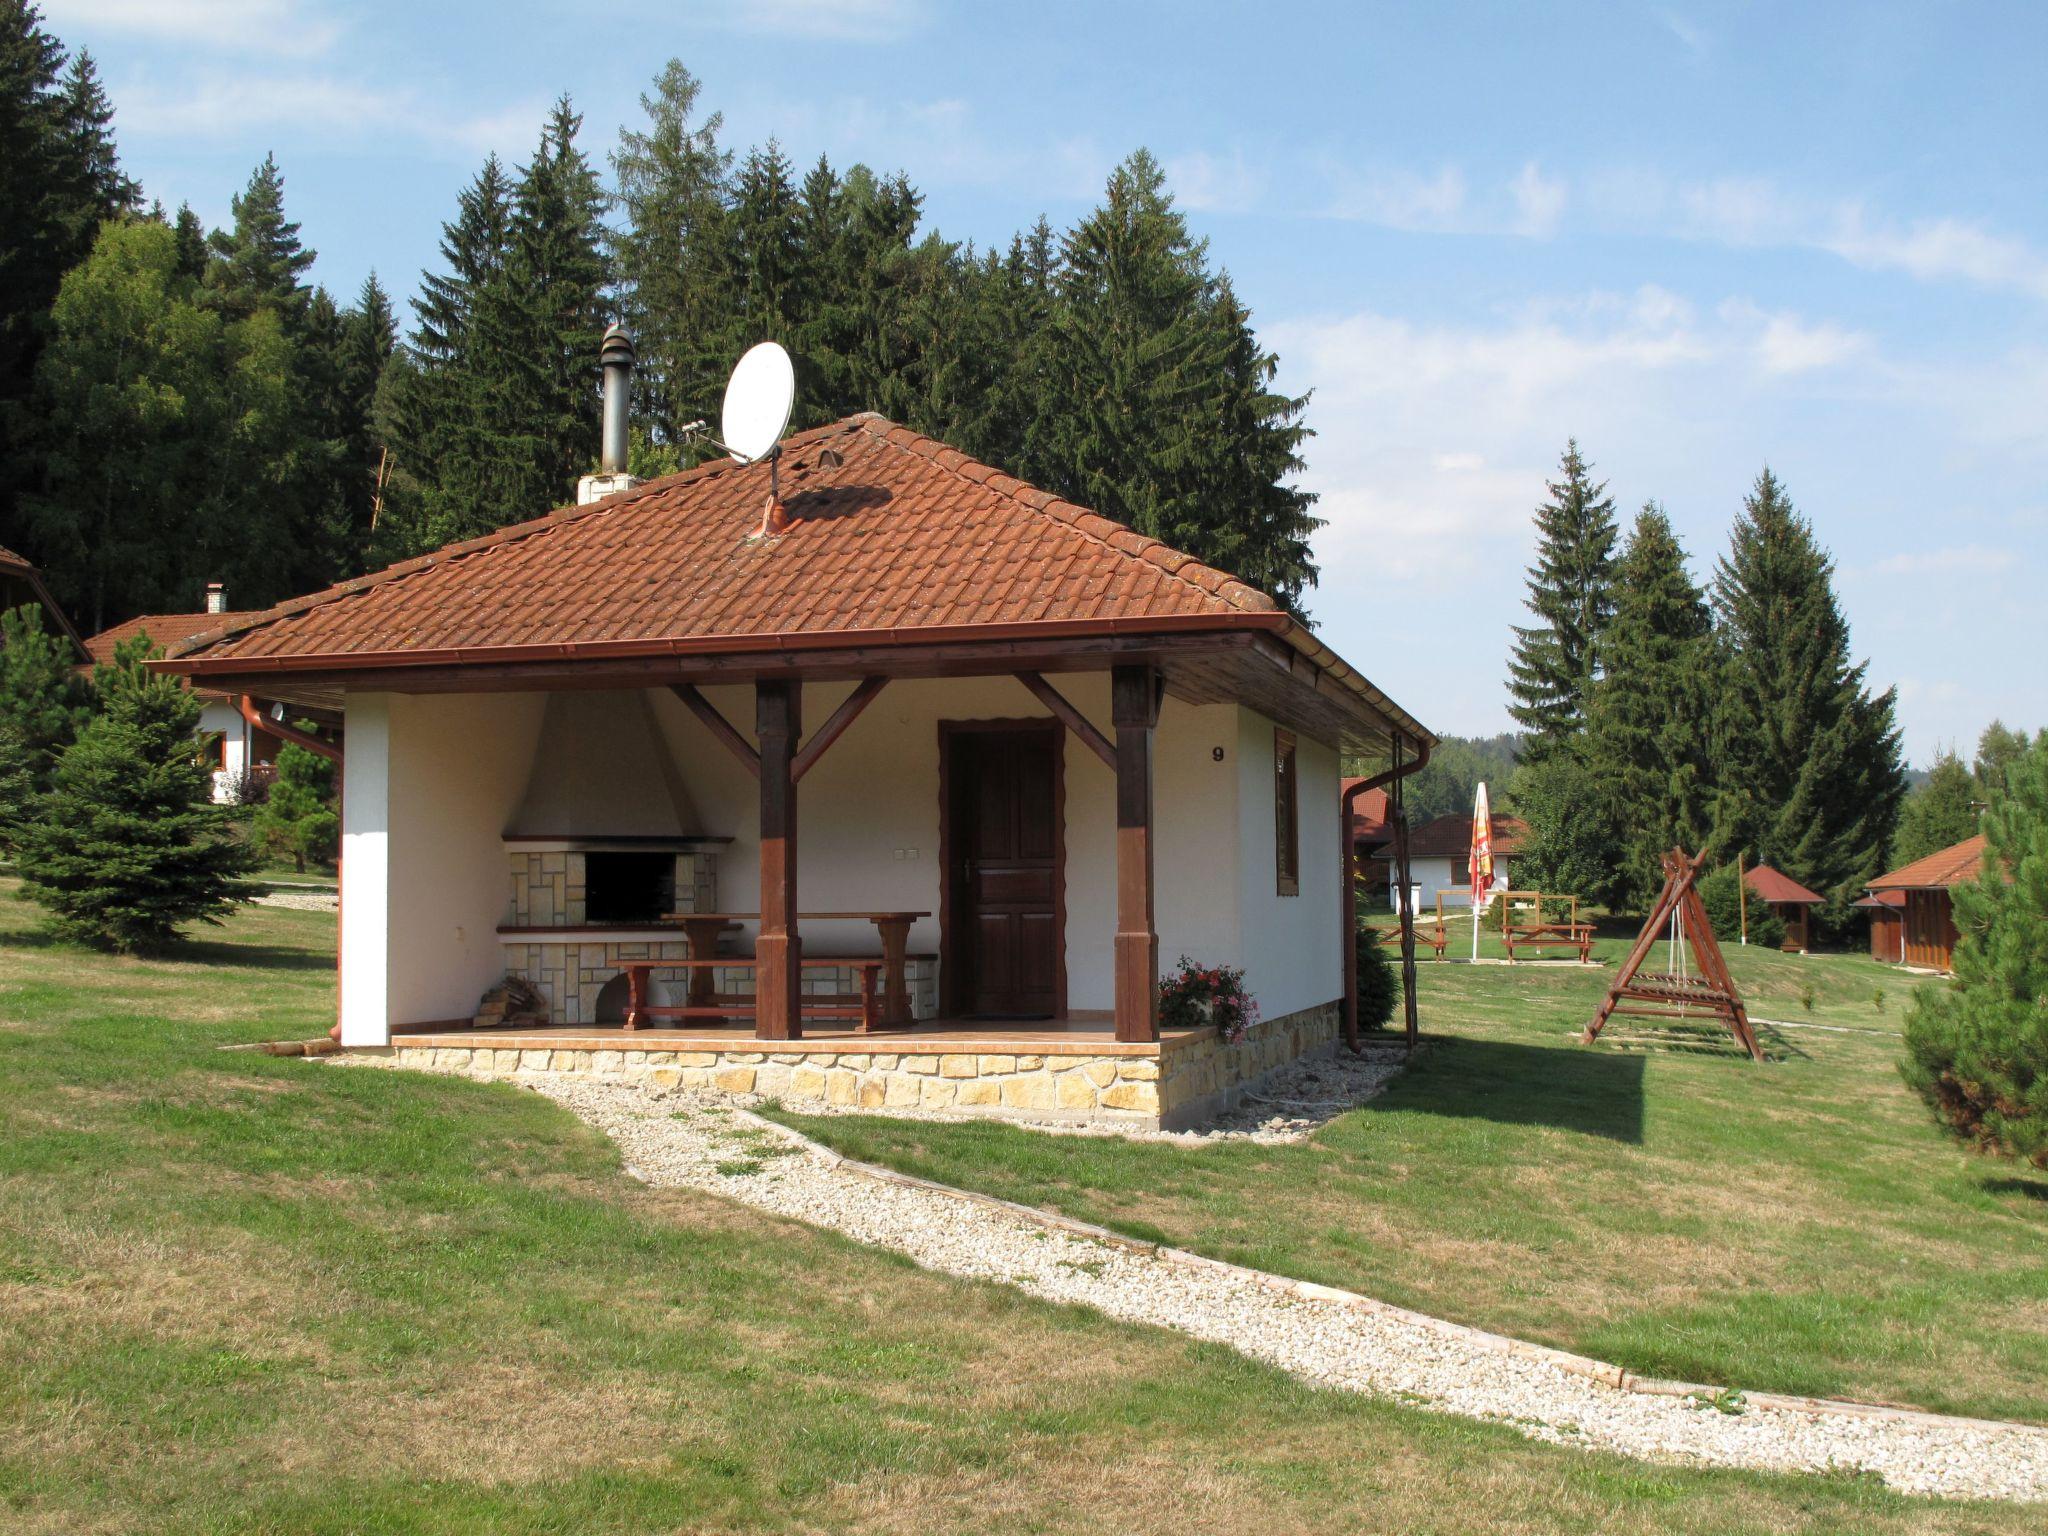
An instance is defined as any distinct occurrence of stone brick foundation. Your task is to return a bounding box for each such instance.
[386,997,1338,1130]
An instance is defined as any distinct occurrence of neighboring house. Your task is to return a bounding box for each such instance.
[1855,889,1905,963]
[1394,812,1529,909]
[1744,862,1824,953]
[1866,834,1997,973]
[0,544,87,660]
[86,585,281,803]
[1341,778,1392,897]
[157,401,1433,1130]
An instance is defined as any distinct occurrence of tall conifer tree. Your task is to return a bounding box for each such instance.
[1582,503,1716,910]
[1894,748,1980,865]
[1506,440,1618,757]
[1711,468,1905,912]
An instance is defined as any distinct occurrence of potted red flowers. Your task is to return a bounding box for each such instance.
[1157,956,1261,1043]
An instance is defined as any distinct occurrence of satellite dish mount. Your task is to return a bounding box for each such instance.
[682,341,797,538]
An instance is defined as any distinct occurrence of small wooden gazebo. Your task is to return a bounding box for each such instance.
[1744,863,1824,954]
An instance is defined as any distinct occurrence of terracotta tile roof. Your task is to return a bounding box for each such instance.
[1745,863,1824,905]
[0,545,33,572]
[168,415,1281,666]
[86,610,263,667]
[1869,834,1992,891]
[1340,779,1391,842]
[1854,889,1905,910]
[1403,812,1529,859]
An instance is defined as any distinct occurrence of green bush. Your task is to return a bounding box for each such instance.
[1355,926,1400,1033]
[252,735,339,872]
[1696,862,1784,950]
[1901,730,2048,1167]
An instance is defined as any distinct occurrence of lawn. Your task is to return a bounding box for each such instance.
[779,936,2048,1425]
[3,883,2043,1531]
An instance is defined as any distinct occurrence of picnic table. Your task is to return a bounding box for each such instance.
[660,910,929,1027]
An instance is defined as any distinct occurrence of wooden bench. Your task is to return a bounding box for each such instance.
[618,958,886,1032]
[1502,922,1596,962]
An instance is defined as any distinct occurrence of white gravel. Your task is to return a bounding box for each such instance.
[384,1061,2048,1503]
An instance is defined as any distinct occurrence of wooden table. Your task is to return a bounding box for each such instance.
[663,911,929,1026]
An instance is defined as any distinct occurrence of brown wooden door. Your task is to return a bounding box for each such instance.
[949,727,1060,1017]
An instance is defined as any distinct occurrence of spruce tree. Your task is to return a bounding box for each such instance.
[0,602,89,782]
[1505,440,1618,757]
[207,153,313,321]
[1974,721,2031,801]
[610,59,731,453]
[1895,749,1980,865]
[17,638,255,951]
[1711,468,1905,915]
[56,49,136,234]
[1581,503,1717,910]
[725,140,806,349]
[0,717,35,851]
[252,736,338,872]
[1901,729,2048,1165]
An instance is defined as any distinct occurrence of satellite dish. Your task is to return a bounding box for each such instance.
[721,341,795,465]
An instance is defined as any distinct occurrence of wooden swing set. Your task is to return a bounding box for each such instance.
[1583,847,1762,1061]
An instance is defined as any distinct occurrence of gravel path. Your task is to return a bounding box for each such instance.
[406,1065,2048,1502]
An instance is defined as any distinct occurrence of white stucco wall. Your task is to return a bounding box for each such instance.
[345,675,1346,1033]
[340,691,546,1044]
[1394,855,1515,912]
[1233,709,1343,1022]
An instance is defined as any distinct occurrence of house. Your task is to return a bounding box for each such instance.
[157,372,1433,1130]
[1865,834,1994,973]
[0,544,87,660]
[86,584,340,803]
[1743,862,1824,953]
[1855,889,1904,963]
[1341,778,1393,897]
[1393,812,1528,910]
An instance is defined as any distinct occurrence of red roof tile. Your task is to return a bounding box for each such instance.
[1340,779,1391,842]
[1869,834,1992,891]
[1403,813,1530,859]
[86,610,263,667]
[169,415,1280,667]
[1744,863,1824,905]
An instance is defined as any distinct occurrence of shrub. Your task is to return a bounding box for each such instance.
[16,642,256,951]
[1901,730,2048,1167]
[1158,957,1260,1043]
[1355,926,1400,1033]
[1697,862,1784,950]
[252,735,338,872]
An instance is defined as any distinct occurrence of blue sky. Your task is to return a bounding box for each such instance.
[42,0,2048,765]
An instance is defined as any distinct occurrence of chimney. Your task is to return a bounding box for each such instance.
[578,324,643,506]
[204,581,226,615]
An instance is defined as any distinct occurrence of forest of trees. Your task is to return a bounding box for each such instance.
[0,6,1321,634]
[1499,445,1911,927]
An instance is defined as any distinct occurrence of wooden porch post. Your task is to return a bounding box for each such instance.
[755,679,802,1040]
[1111,664,1161,1043]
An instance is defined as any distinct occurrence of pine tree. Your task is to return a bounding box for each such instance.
[1581,503,1717,910]
[725,141,806,350]
[56,49,136,232]
[1895,748,1980,865]
[334,272,396,563]
[1901,729,2048,1165]
[0,602,89,782]
[17,638,255,951]
[609,59,731,453]
[170,202,209,280]
[0,717,35,851]
[207,153,313,321]
[1711,468,1905,915]
[252,735,337,873]
[1974,721,2031,802]
[1506,440,1619,757]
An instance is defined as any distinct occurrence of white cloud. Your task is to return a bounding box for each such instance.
[1325,164,1468,231]
[1658,9,1711,57]
[694,0,929,41]
[115,71,546,160]
[1509,162,1566,237]
[45,0,340,57]
[1858,544,2017,578]
[1166,149,1264,214]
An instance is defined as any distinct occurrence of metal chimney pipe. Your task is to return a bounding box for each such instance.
[599,324,634,476]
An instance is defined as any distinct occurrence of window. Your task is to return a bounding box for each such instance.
[1274,728,1299,897]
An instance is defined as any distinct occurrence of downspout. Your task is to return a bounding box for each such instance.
[1342,732,1432,1051]
[239,696,346,1040]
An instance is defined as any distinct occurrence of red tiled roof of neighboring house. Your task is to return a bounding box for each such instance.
[157,414,1432,748]
[1868,834,1992,892]
[1403,812,1530,859]
[0,544,87,658]
[1745,863,1824,905]
[85,610,264,667]
[1341,779,1391,844]
[1853,889,1905,910]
